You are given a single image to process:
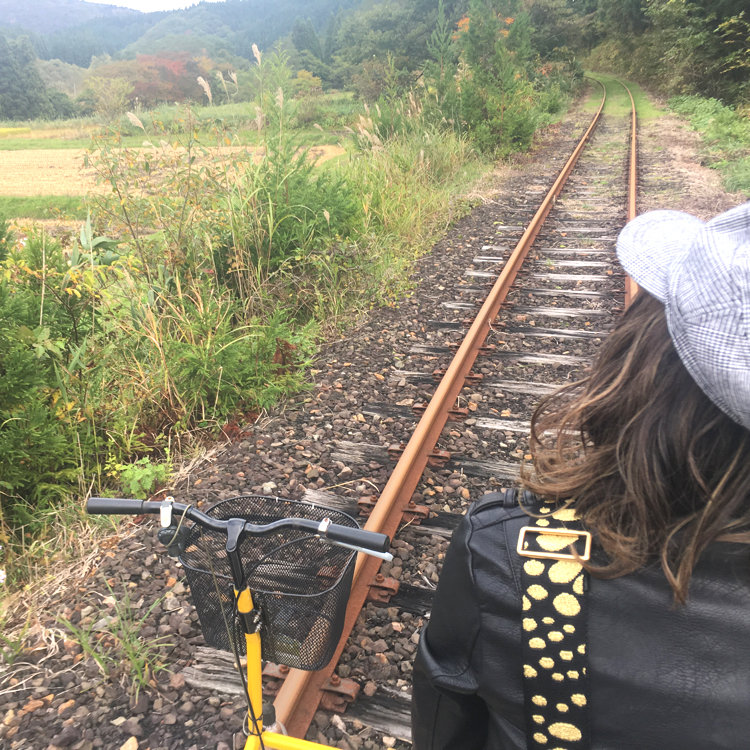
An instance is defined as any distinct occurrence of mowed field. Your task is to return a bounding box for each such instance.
[1,148,98,196]
[0,144,346,198]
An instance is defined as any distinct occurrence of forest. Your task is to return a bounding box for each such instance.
[0,0,748,122]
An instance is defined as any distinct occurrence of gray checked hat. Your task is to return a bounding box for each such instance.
[616,201,750,431]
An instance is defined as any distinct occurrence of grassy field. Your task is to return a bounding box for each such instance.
[0,97,354,150]
[0,84,444,220]
[0,94,362,222]
[0,143,345,195]
[1,148,99,196]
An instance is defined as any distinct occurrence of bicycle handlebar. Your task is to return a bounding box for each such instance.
[87,496,392,556]
[87,497,156,515]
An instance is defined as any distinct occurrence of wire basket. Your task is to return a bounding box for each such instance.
[179,495,358,671]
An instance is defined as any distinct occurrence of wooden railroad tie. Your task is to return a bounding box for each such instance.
[432,368,484,383]
[412,402,469,421]
[357,494,429,524]
[181,647,362,713]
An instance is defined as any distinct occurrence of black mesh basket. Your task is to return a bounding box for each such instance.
[179,495,358,671]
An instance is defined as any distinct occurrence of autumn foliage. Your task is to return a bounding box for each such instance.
[84,52,219,109]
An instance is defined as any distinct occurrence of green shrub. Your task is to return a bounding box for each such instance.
[113,457,169,500]
[0,215,12,262]
[0,298,83,537]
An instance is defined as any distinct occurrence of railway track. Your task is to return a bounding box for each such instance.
[178,78,640,747]
[5,77,742,750]
[0,78,638,750]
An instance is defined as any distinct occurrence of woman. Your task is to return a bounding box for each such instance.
[411,203,750,749]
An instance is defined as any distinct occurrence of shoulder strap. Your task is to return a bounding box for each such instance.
[518,504,592,749]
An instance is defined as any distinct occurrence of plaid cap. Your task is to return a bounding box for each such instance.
[616,201,750,431]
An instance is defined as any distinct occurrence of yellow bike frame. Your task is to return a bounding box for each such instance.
[238,589,335,750]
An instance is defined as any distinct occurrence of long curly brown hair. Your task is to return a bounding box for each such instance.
[522,291,750,602]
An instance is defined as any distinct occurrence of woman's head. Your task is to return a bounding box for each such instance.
[524,203,750,602]
[617,202,750,430]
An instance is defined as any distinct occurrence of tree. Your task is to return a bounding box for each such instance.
[425,0,457,105]
[717,12,750,90]
[526,0,598,56]
[87,76,133,122]
[0,35,55,120]
[293,69,323,97]
[596,0,647,35]
[37,58,87,98]
[640,0,743,100]
[290,17,331,85]
[456,0,538,154]
[291,18,323,60]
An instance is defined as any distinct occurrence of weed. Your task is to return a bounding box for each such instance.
[0,614,29,666]
[58,613,114,676]
[110,455,170,500]
[105,583,172,697]
[58,583,171,697]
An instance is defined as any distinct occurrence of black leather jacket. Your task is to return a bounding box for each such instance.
[411,490,750,749]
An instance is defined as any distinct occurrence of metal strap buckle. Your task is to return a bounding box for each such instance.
[517,526,592,562]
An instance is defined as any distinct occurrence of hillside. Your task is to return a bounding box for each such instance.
[0,0,365,67]
[0,0,139,35]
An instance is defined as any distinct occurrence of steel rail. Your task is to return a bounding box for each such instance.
[273,78,610,738]
[622,80,640,306]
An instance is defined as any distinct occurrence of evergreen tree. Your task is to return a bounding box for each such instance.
[425,0,456,104]
[0,35,55,120]
[291,18,323,60]
[596,0,647,35]
[458,0,538,154]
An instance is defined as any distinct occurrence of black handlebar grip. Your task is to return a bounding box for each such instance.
[325,524,391,554]
[87,497,147,515]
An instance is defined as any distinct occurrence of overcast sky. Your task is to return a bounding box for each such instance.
[92,0,227,11]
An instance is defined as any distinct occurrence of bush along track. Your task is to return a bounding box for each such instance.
[0,91,481,588]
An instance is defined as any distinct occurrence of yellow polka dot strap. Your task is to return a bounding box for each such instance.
[518,505,591,749]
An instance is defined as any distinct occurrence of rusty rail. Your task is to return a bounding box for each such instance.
[622,80,640,306]
[273,78,610,737]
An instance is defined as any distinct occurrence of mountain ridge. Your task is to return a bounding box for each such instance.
[0,0,141,36]
[0,0,364,67]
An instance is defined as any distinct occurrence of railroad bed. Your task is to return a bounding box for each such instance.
[183,81,631,747]
[4,82,737,750]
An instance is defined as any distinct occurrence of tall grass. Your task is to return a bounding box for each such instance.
[0,78,485,590]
